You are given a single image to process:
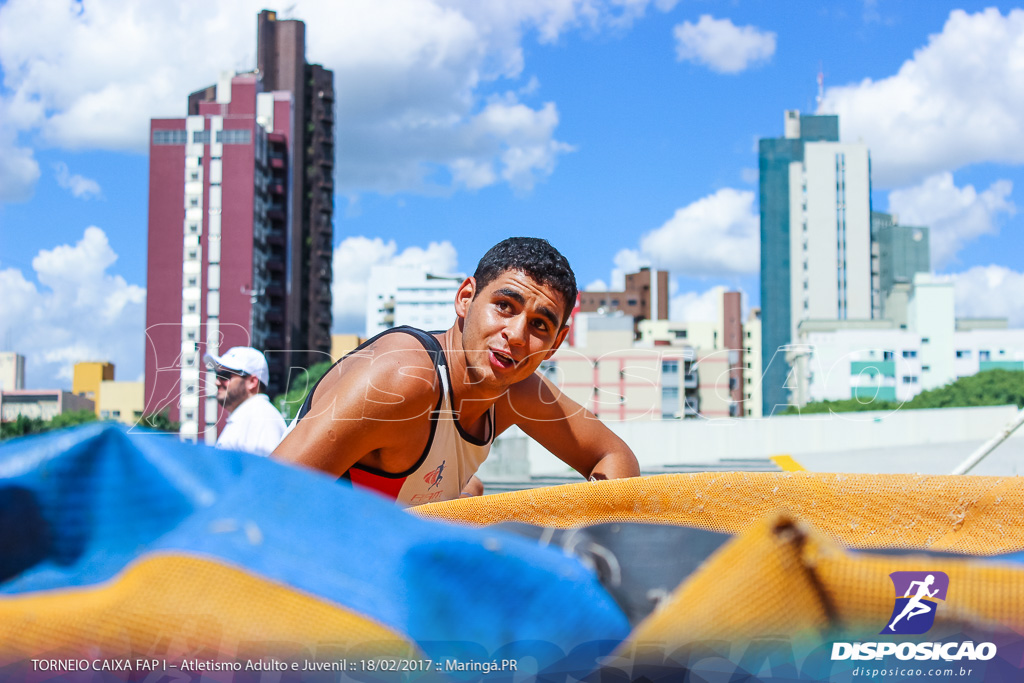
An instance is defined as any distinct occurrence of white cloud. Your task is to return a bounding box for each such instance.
[887,173,1015,267]
[0,102,39,201]
[584,279,609,291]
[0,0,676,198]
[331,236,458,333]
[53,162,102,199]
[673,15,776,74]
[0,227,145,388]
[609,248,648,290]
[819,8,1024,187]
[638,188,760,277]
[0,137,38,201]
[670,286,725,322]
[952,265,1024,327]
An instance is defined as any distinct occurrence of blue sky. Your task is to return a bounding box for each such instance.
[1,0,1022,389]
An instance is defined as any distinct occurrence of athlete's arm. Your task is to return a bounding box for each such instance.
[498,373,640,480]
[272,336,439,477]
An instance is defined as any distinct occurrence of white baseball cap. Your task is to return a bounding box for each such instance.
[204,346,270,387]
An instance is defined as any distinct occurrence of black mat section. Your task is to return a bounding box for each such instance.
[493,521,733,625]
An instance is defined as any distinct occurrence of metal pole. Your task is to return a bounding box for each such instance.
[951,407,1024,475]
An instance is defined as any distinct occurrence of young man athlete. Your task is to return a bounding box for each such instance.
[272,237,641,505]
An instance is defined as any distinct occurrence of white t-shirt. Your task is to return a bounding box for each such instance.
[215,394,287,457]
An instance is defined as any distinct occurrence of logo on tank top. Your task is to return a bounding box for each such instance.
[424,460,446,490]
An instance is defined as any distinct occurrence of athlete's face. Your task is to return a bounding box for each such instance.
[455,270,570,390]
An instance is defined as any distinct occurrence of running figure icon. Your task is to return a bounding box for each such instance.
[887,574,938,632]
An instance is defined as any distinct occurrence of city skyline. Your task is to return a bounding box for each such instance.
[2,1,1022,390]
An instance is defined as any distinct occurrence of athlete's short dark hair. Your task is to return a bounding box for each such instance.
[473,237,578,325]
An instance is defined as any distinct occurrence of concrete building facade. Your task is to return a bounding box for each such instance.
[0,390,94,423]
[579,268,669,338]
[545,314,698,421]
[98,381,145,426]
[365,266,463,337]
[0,352,25,392]
[793,275,1024,405]
[759,111,872,416]
[72,361,114,411]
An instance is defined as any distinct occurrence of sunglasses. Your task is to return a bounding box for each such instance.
[214,368,248,382]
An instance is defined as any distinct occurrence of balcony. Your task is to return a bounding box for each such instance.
[683,372,699,389]
[316,284,332,304]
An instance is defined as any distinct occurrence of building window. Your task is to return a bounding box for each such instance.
[922,337,930,344]
[191,130,210,144]
[189,171,199,181]
[883,351,894,361]
[980,350,991,361]
[216,129,252,144]
[902,350,917,358]
[922,365,931,372]
[956,350,970,359]
[662,360,679,374]
[153,130,187,145]
[662,386,679,398]
[674,330,687,339]
[902,376,918,384]
[189,197,199,207]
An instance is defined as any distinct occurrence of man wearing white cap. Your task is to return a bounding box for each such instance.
[203,346,286,457]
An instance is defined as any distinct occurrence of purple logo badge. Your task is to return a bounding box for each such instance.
[881,571,949,635]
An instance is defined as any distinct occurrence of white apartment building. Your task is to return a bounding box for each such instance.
[789,137,873,341]
[365,266,464,337]
[0,352,25,392]
[794,274,1024,405]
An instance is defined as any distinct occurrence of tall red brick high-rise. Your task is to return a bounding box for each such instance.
[144,11,334,442]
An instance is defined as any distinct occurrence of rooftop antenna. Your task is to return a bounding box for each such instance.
[815,62,825,112]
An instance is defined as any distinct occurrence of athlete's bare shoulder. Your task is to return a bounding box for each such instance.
[316,331,441,418]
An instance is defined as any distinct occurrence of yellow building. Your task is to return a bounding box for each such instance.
[72,362,114,415]
[331,334,365,363]
[97,381,145,425]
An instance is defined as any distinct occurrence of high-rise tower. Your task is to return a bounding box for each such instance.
[144,12,334,442]
[758,110,871,415]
